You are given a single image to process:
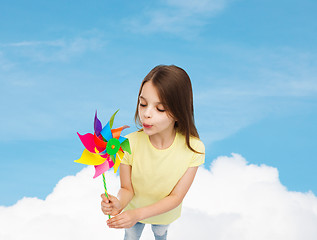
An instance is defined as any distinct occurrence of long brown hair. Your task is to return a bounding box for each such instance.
[134,65,202,153]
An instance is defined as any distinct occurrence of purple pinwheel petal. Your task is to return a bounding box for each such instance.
[94,111,102,136]
[100,121,113,141]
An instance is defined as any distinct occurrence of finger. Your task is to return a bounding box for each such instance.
[107,217,127,229]
[107,214,124,225]
[101,200,112,208]
[101,193,113,199]
[101,193,107,201]
[101,196,110,204]
[102,209,112,215]
[110,220,131,229]
[107,213,131,227]
[108,194,116,201]
[101,204,112,211]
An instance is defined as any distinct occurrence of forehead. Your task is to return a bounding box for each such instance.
[139,81,162,103]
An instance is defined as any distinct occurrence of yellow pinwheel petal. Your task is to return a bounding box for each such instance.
[117,150,124,159]
[113,158,121,173]
[113,151,124,173]
[74,149,106,166]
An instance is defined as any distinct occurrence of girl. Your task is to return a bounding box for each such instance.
[101,65,205,240]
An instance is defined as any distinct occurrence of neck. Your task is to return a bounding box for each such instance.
[149,129,176,150]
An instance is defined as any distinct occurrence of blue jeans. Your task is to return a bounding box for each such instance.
[124,222,169,240]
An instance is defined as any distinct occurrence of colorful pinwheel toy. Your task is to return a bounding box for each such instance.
[74,110,131,219]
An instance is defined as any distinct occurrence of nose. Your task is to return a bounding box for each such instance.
[143,106,152,119]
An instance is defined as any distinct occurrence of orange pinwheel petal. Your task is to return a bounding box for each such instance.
[111,125,129,139]
[111,127,122,139]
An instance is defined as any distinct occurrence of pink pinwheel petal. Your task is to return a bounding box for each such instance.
[100,153,109,158]
[77,132,96,153]
[94,161,109,178]
[93,156,114,178]
[108,157,115,169]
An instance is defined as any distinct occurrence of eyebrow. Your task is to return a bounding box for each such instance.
[139,96,163,104]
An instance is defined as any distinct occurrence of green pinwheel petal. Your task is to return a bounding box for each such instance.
[109,109,119,129]
[110,154,115,164]
[121,139,131,154]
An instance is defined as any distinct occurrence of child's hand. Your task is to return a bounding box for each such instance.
[101,193,122,216]
[106,209,139,229]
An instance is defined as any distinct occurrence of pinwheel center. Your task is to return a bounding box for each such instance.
[106,138,120,155]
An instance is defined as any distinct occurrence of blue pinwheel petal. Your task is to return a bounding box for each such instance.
[119,136,126,143]
[100,121,113,141]
[94,111,102,136]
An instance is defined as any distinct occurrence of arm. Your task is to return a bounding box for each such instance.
[117,163,135,209]
[107,166,199,228]
[101,164,134,216]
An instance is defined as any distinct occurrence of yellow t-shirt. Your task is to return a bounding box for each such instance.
[121,130,205,225]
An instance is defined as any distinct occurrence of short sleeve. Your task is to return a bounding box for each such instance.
[189,139,205,167]
[121,150,132,165]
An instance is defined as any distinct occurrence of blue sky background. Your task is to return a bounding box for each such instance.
[0,0,316,206]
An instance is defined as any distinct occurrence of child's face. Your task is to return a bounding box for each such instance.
[138,81,176,138]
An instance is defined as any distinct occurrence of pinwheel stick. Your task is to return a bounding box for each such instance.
[102,173,111,219]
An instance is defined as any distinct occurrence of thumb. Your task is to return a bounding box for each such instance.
[107,194,116,201]
[101,193,111,203]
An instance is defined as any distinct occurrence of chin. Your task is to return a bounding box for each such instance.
[142,128,156,136]
[143,129,152,135]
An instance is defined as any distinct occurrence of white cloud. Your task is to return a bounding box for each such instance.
[1,154,317,240]
[164,0,227,13]
[1,35,105,63]
[125,0,231,35]
[4,40,65,47]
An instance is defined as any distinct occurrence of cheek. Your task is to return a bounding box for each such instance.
[158,114,175,126]
[138,109,143,121]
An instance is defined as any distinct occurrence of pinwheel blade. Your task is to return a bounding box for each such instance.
[93,133,107,148]
[94,111,102,136]
[111,125,130,140]
[100,121,113,142]
[111,127,122,140]
[120,139,131,154]
[93,157,114,178]
[113,151,124,173]
[109,109,119,129]
[77,132,97,153]
[119,136,127,144]
[110,154,115,164]
[74,149,106,166]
